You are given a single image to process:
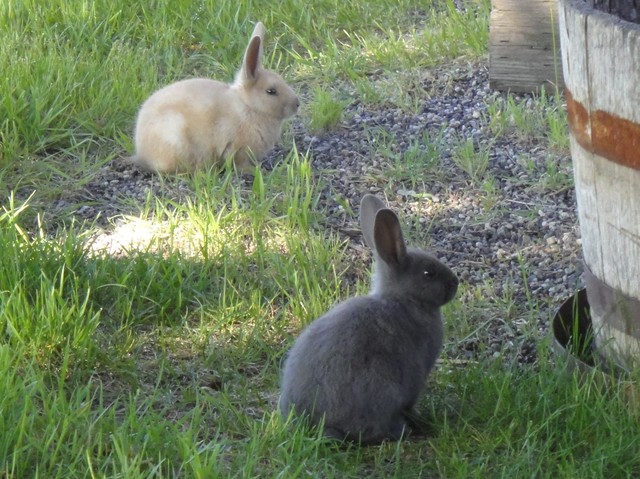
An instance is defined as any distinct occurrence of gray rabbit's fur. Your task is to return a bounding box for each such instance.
[279,194,458,444]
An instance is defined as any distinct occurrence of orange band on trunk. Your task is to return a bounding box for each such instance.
[566,89,640,171]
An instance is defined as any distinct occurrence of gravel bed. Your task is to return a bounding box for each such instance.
[65,61,584,364]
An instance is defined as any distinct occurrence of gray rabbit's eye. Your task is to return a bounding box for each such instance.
[266,88,277,95]
[423,270,434,278]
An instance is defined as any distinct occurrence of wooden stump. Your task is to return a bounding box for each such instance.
[489,0,564,93]
[559,0,640,369]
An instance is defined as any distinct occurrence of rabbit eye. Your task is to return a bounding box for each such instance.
[423,270,434,279]
[266,88,277,95]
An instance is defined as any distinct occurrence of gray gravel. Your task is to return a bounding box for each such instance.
[68,61,583,364]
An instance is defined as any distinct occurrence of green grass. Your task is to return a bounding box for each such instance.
[308,88,349,133]
[484,87,570,153]
[451,136,492,184]
[379,129,448,189]
[0,0,490,173]
[2,0,639,478]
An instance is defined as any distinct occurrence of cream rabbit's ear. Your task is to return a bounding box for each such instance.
[360,194,387,251]
[250,21,266,40]
[241,22,265,82]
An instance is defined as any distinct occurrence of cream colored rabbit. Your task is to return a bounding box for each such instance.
[133,22,299,173]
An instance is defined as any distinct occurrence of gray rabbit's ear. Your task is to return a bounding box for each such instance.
[373,209,407,267]
[360,194,387,250]
[241,22,265,82]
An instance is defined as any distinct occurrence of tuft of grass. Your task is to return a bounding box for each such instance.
[451,136,491,184]
[309,88,350,133]
[540,155,574,193]
[479,174,500,211]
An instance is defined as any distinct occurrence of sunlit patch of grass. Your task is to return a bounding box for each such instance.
[0,149,356,476]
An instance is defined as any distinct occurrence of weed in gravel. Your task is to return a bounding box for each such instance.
[545,102,570,152]
[484,87,569,153]
[540,156,574,193]
[479,175,500,211]
[374,129,449,190]
[309,88,350,133]
[353,77,385,104]
[451,136,491,184]
[516,152,573,194]
[369,72,429,112]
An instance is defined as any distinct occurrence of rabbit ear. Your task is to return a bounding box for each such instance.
[241,22,265,82]
[250,21,266,40]
[360,194,387,250]
[373,209,407,267]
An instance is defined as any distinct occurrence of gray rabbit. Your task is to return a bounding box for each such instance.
[279,194,459,444]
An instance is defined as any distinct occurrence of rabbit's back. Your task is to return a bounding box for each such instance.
[280,295,442,442]
[134,79,243,172]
